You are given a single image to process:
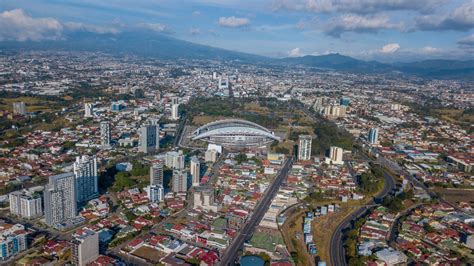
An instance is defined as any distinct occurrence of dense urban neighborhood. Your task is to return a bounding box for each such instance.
[0,35,473,266]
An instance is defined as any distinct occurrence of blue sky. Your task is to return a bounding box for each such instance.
[0,0,473,62]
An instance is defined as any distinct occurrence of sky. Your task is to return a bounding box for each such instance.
[0,0,473,62]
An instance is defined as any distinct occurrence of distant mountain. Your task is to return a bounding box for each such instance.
[1,30,473,79]
[0,30,269,63]
[278,54,393,73]
[279,54,474,79]
[394,60,474,79]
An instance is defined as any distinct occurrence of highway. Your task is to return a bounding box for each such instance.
[219,158,293,266]
[329,159,396,266]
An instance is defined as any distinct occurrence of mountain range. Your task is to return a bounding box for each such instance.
[1,30,473,79]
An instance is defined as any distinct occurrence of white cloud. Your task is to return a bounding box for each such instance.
[272,0,445,14]
[288,47,303,57]
[0,9,63,41]
[192,11,202,16]
[64,22,119,34]
[380,43,400,53]
[458,34,474,49]
[136,23,172,33]
[218,16,250,28]
[415,1,474,31]
[325,14,402,37]
[189,28,201,35]
[421,46,440,53]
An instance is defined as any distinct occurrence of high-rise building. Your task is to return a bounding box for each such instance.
[326,146,344,165]
[12,102,26,115]
[298,135,312,161]
[218,77,229,90]
[73,156,98,203]
[165,150,185,169]
[172,169,188,193]
[171,104,180,120]
[190,156,200,187]
[368,128,379,145]
[193,187,220,212]
[205,149,218,163]
[146,185,164,203]
[0,223,28,260]
[44,173,77,227]
[100,121,111,148]
[84,103,93,118]
[9,190,42,219]
[139,125,160,154]
[71,229,99,266]
[150,162,164,186]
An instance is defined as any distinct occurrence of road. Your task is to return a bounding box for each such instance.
[219,158,293,266]
[329,159,396,266]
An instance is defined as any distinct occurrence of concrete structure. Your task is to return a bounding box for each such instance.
[172,169,188,193]
[190,156,200,187]
[298,135,312,161]
[171,104,179,120]
[150,162,164,186]
[44,173,77,227]
[0,223,28,261]
[165,150,185,169]
[193,187,220,212]
[9,190,42,219]
[84,103,93,118]
[139,124,160,154]
[191,119,280,148]
[73,155,98,203]
[205,149,219,163]
[368,127,379,145]
[326,146,344,165]
[100,121,111,148]
[71,229,99,266]
[12,102,26,115]
[146,185,164,203]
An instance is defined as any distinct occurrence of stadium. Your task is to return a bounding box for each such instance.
[190,119,280,148]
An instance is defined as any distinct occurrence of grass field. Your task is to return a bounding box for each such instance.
[434,187,474,206]
[311,205,360,263]
[0,96,62,113]
[131,246,165,264]
[281,208,314,266]
[250,228,285,252]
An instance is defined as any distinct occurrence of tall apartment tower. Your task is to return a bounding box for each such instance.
[327,146,344,165]
[84,103,93,118]
[12,102,26,115]
[9,190,43,219]
[150,162,164,186]
[368,128,379,145]
[100,121,111,147]
[165,150,185,169]
[172,169,188,193]
[298,135,312,161]
[73,155,98,203]
[171,104,180,120]
[190,156,201,187]
[44,173,77,227]
[139,124,160,154]
[146,185,164,203]
[71,229,99,266]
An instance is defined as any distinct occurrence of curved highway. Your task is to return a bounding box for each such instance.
[329,157,396,266]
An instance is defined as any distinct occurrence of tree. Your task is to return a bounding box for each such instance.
[235,153,248,164]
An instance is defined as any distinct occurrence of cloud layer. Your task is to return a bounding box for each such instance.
[218,16,250,28]
[325,14,402,37]
[0,9,62,41]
